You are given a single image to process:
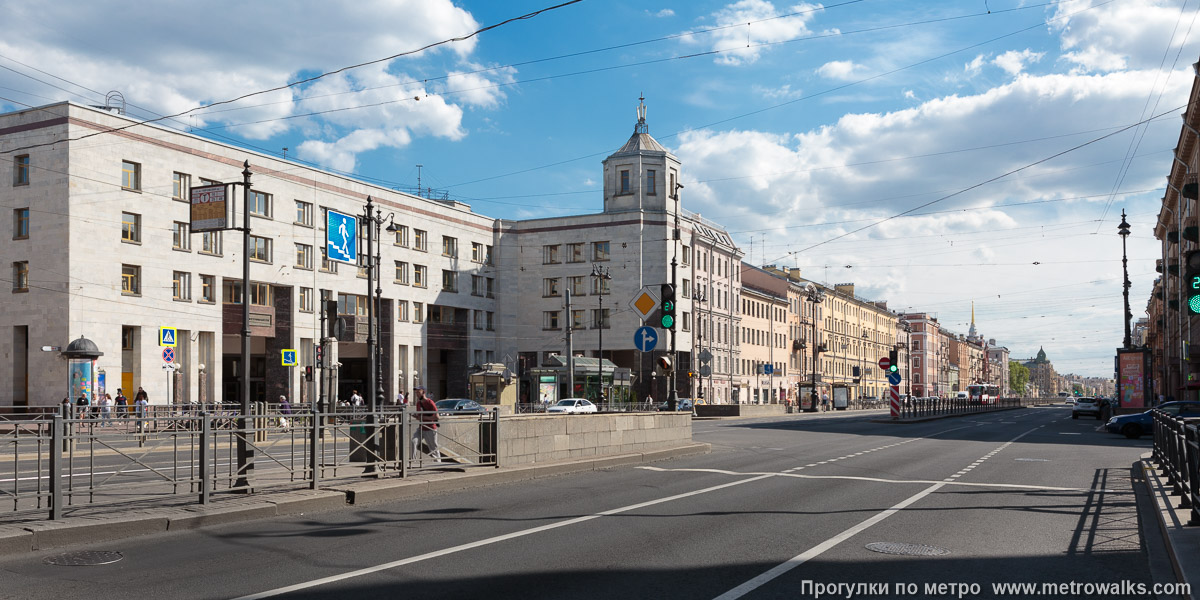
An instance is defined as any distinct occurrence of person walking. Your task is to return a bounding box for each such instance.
[821,391,830,412]
[134,393,149,433]
[278,395,292,431]
[100,393,113,427]
[76,394,89,419]
[115,388,128,418]
[350,390,364,407]
[411,386,441,462]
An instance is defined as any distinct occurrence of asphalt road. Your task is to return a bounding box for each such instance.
[0,405,1175,600]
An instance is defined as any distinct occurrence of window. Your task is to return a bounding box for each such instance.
[295,243,313,269]
[121,160,140,191]
[442,236,458,258]
[414,265,427,288]
[200,275,215,303]
[474,310,484,330]
[356,254,368,278]
[172,172,190,201]
[442,270,457,292]
[248,190,271,217]
[173,271,191,301]
[682,279,691,298]
[682,245,691,265]
[567,243,584,263]
[593,241,610,261]
[572,310,585,330]
[413,302,424,323]
[394,225,408,247]
[591,275,610,295]
[121,326,135,351]
[13,208,29,239]
[544,311,561,330]
[543,244,560,264]
[683,311,691,332]
[569,275,586,296]
[472,242,485,263]
[395,261,409,284]
[201,231,222,255]
[413,229,427,251]
[250,282,272,307]
[544,278,561,297]
[485,245,493,265]
[472,275,484,296]
[223,280,243,304]
[397,300,409,322]
[620,170,630,193]
[172,222,191,251]
[249,235,271,262]
[647,169,656,195]
[295,200,313,226]
[592,308,610,329]
[12,261,28,292]
[120,212,141,243]
[320,247,337,273]
[13,155,29,186]
[299,287,313,312]
[486,277,494,298]
[121,264,140,295]
[486,311,495,331]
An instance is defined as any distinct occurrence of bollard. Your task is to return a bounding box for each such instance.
[49,414,63,520]
[199,412,211,505]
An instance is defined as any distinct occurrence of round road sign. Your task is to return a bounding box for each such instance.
[162,348,175,363]
[877,356,891,371]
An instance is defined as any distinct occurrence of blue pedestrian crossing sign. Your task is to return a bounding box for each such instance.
[281,349,298,367]
[634,326,658,352]
[158,327,177,347]
[326,209,358,264]
[887,371,902,385]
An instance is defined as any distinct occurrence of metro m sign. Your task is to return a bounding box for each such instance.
[190,184,228,232]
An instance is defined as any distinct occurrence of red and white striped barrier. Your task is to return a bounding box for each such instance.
[890,384,900,419]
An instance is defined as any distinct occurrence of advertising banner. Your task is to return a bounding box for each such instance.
[1118,350,1146,409]
[190,184,228,232]
[70,360,93,402]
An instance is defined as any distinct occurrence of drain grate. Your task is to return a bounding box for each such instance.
[865,542,949,556]
[43,550,124,566]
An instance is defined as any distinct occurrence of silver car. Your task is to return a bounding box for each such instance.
[1072,397,1102,420]
[546,398,598,414]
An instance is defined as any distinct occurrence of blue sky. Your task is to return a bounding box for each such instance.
[1,0,1196,377]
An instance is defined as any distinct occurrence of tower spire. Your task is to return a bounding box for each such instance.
[635,93,648,134]
[968,301,978,339]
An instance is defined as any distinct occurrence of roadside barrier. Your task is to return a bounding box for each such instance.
[894,397,1026,419]
[1151,410,1200,526]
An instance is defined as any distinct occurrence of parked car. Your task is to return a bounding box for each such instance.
[434,398,485,415]
[655,398,694,411]
[1072,397,1103,420]
[546,398,598,414]
[1106,401,1200,439]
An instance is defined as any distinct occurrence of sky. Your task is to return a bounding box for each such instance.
[1,0,1196,378]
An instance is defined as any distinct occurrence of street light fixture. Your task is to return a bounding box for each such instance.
[1119,209,1132,349]
[668,182,683,411]
[591,264,611,404]
[861,330,869,400]
[803,283,825,411]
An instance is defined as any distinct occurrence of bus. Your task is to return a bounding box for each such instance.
[967,383,1000,404]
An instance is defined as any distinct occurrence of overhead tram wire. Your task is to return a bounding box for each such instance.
[768,104,1189,264]
[0,0,583,156]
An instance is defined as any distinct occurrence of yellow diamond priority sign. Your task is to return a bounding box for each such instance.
[630,287,660,321]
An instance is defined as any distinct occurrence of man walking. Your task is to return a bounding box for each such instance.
[411,386,441,462]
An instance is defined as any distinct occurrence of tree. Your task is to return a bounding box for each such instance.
[1009,361,1030,396]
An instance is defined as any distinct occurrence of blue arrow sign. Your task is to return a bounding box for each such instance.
[887,371,902,385]
[634,326,658,352]
[326,209,358,264]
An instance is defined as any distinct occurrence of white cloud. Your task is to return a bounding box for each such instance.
[648,8,675,17]
[1051,0,1199,73]
[681,0,821,65]
[903,90,917,100]
[440,64,517,109]
[816,60,869,81]
[752,83,803,100]
[965,54,988,75]
[994,50,1044,76]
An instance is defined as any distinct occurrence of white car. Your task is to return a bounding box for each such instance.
[546,398,598,414]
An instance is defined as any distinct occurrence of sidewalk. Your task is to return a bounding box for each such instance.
[1139,456,1200,598]
[0,442,710,557]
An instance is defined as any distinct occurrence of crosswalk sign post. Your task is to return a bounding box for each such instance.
[158,327,177,347]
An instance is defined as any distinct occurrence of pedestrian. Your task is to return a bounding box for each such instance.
[115,388,128,418]
[100,393,113,426]
[350,389,364,406]
[278,395,292,431]
[821,391,830,412]
[397,390,407,406]
[645,394,654,410]
[411,386,441,462]
[76,394,89,419]
[134,386,148,406]
[134,393,149,433]
[61,397,71,417]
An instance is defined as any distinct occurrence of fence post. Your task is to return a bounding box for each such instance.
[310,407,320,490]
[50,414,63,520]
[399,408,407,479]
[199,412,211,505]
[493,408,501,469]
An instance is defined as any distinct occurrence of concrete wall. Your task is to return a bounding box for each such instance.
[695,404,786,417]
[485,413,691,466]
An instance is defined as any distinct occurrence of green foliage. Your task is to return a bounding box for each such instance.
[1009,361,1030,395]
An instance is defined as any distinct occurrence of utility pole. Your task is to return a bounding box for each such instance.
[668,183,683,411]
[592,264,611,404]
[566,289,574,398]
[235,161,253,490]
[366,196,377,412]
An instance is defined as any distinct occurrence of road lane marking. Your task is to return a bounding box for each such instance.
[232,473,777,600]
[713,424,1046,600]
[635,466,1110,493]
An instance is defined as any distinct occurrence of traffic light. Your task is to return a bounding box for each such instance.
[304,366,313,381]
[1187,251,1200,315]
[660,283,676,329]
[658,355,673,374]
[888,348,899,373]
[315,344,324,368]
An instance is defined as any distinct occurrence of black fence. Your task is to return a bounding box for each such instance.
[1152,410,1200,526]
[894,397,1026,419]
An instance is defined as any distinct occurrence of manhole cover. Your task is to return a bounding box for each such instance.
[865,542,949,556]
[43,550,124,566]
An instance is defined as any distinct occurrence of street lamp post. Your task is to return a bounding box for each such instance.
[694,289,707,402]
[592,264,611,405]
[668,183,683,411]
[1119,210,1132,349]
[804,283,825,411]
[861,330,869,400]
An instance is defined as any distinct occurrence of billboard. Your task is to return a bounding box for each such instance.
[190,184,228,232]
[1117,349,1148,409]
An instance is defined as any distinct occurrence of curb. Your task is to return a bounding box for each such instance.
[1138,458,1199,598]
[0,442,710,557]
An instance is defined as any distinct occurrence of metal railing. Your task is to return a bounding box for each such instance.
[894,397,1025,419]
[0,405,498,521]
[1152,410,1200,526]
